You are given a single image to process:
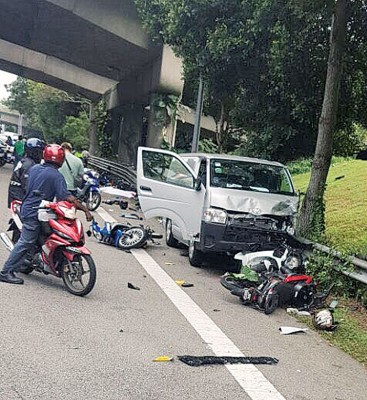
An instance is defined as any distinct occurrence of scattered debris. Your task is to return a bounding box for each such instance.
[120,213,142,220]
[287,308,312,317]
[100,187,136,198]
[329,300,339,309]
[334,175,345,181]
[178,355,279,367]
[213,309,221,312]
[279,326,308,335]
[128,282,140,291]
[175,280,194,287]
[119,329,124,333]
[153,356,173,362]
[165,262,175,266]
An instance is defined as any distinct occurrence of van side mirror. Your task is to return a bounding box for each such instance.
[195,177,202,191]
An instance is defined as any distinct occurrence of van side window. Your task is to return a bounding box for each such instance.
[142,151,195,189]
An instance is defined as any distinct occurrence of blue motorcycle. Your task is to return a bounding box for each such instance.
[77,169,102,211]
[89,220,148,250]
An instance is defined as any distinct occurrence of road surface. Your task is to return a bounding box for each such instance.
[0,163,366,400]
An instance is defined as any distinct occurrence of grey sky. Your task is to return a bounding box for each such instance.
[0,70,17,100]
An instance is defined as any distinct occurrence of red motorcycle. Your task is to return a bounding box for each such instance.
[1,200,96,296]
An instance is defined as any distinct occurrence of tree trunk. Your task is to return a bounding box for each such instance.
[88,102,99,156]
[298,0,348,238]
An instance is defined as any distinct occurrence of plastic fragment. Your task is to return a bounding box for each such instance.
[165,262,175,266]
[175,280,185,286]
[153,356,173,362]
[181,282,194,288]
[287,308,311,317]
[279,326,308,335]
[128,282,140,290]
[178,355,278,367]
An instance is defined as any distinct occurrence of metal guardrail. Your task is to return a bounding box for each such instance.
[299,237,367,285]
[88,155,137,189]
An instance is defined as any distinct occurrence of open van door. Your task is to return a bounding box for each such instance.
[137,147,205,241]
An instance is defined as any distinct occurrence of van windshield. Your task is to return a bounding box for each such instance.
[210,159,295,195]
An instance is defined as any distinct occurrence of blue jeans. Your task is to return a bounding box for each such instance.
[2,218,40,274]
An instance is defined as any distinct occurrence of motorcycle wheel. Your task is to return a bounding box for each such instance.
[118,227,147,249]
[264,293,279,315]
[61,254,96,296]
[0,158,6,167]
[86,192,102,211]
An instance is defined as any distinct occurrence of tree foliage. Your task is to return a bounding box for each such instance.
[4,77,91,148]
[135,0,367,161]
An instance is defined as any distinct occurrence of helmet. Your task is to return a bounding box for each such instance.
[25,138,45,163]
[25,138,45,150]
[313,309,335,330]
[43,144,65,167]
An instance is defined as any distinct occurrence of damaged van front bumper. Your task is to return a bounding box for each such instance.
[197,213,294,254]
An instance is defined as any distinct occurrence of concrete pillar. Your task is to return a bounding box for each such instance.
[117,104,144,166]
[145,93,178,149]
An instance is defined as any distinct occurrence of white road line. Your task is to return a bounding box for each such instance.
[97,207,285,400]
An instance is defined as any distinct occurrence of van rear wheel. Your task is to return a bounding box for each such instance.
[188,240,203,267]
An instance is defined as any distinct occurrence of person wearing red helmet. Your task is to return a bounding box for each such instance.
[0,144,93,285]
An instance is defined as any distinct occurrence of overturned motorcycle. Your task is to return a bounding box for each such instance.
[1,200,97,296]
[221,242,331,314]
[89,219,162,250]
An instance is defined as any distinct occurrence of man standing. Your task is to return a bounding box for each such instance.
[8,138,45,208]
[8,137,45,242]
[0,144,93,285]
[59,142,84,195]
[13,135,25,166]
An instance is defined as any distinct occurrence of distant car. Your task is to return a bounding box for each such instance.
[137,147,298,267]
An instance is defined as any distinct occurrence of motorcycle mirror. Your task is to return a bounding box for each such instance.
[86,230,92,237]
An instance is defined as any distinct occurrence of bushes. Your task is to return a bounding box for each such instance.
[287,156,352,175]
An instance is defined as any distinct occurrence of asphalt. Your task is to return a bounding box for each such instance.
[0,163,366,400]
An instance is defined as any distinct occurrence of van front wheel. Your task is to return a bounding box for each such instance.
[188,240,203,267]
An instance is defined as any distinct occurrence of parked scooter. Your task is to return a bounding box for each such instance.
[77,169,102,211]
[0,200,97,296]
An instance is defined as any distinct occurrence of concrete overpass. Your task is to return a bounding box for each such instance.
[0,0,187,163]
[0,104,42,137]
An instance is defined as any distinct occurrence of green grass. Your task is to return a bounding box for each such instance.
[293,160,367,367]
[298,307,367,367]
[292,159,367,253]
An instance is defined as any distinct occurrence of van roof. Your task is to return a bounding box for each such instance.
[179,153,286,168]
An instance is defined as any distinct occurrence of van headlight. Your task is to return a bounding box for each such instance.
[203,208,227,224]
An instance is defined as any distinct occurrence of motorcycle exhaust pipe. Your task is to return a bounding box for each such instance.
[0,232,15,252]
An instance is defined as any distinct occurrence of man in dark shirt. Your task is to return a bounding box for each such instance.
[8,138,45,206]
[8,138,45,243]
[0,144,93,285]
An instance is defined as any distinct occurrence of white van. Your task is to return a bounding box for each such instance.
[137,147,298,266]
